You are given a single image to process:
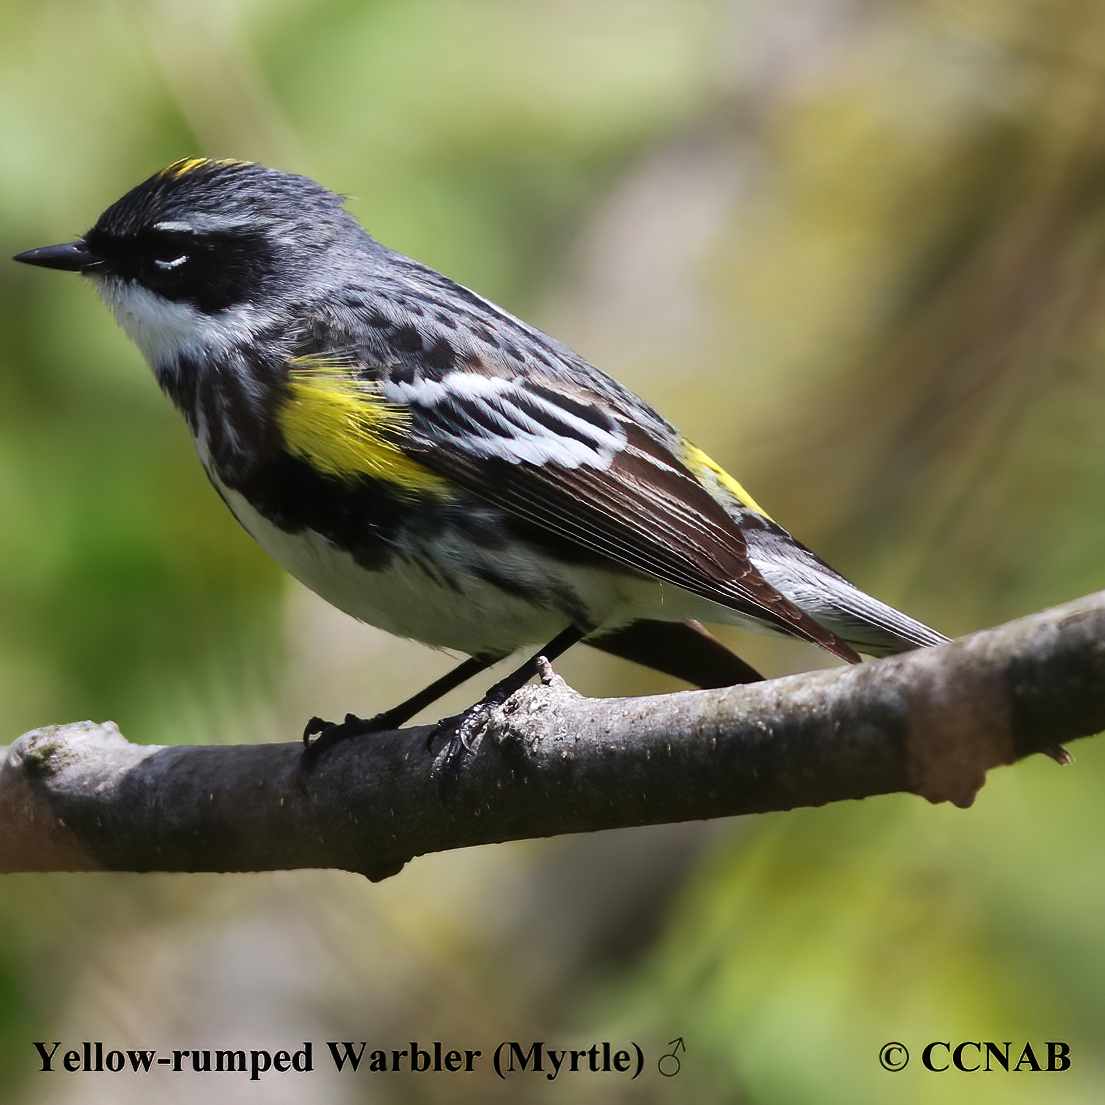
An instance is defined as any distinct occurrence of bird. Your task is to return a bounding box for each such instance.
[14,157,948,773]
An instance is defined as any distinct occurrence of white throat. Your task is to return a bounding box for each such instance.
[90,274,268,371]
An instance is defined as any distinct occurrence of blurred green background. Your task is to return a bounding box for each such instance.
[2,0,1104,1101]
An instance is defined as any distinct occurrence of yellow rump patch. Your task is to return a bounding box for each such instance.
[682,442,773,520]
[277,359,445,494]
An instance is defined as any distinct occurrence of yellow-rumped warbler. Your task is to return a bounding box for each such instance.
[15,158,947,765]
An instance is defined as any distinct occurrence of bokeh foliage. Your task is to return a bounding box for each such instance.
[2,0,1104,1102]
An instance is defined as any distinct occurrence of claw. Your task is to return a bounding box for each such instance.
[299,711,388,778]
[302,715,333,747]
[426,700,499,796]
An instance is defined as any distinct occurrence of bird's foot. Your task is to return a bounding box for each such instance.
[426,698,503,794]
[300,711,393,773]
[425,651,569,792]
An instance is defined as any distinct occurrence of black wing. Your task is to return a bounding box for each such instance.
[385,365,861,662]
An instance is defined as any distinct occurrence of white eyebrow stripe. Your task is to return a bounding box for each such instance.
[153,221,197,234]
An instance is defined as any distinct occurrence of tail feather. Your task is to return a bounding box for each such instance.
[809,588,949,656]
[587,619,764,687]
[742,519,948,657]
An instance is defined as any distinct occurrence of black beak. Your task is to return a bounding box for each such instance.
[13,240,101,272]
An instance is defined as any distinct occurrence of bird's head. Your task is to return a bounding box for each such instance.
[13,158,366,369]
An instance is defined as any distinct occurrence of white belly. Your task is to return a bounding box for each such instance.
[213,478,666,655]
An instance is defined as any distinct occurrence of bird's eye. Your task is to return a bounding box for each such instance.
[154,252,189,271]
[145,230,194,273]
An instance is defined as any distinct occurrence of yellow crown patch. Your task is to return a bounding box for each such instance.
[158,157,252,179]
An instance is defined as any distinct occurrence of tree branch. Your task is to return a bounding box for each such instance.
[3,592,1103,881]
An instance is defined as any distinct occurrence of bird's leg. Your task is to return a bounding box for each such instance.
[301,652,503,769]
[432,624,587,787]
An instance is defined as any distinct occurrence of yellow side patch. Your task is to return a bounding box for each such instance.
[682,442,773,520]
[278,359,445,494]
